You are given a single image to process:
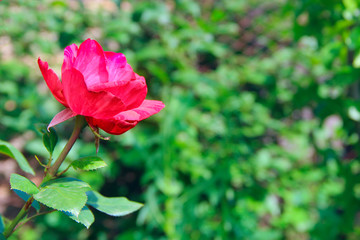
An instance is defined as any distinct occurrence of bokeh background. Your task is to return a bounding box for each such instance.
[1,0,360,239]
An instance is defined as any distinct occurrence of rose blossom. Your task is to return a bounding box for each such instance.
[38,39,165,135]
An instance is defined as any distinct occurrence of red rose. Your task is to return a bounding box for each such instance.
[38,39,164,135]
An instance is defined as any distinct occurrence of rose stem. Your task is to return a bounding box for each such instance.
[45,115,86,179]
[3,115,86,237]
[3,197,34,238]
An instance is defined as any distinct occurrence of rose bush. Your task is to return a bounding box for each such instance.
[38,39,164,135]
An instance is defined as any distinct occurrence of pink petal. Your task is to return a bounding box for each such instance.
[62,68,126,118]
[104,52,134,83]
[48,108,77,130]
[38,58,68,107]
[86,100,165,135]
[73,39,108,88]
[62,43,79,73]
[115,100,165,121]
[105,51,127,71]
[86,116,136,135]
[89,73,147,110]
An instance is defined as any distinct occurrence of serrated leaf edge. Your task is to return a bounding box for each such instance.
[10,174,39,195]
[71,158,107,171]
[63,206,95,229]
[33,192,88,217]
[34,179,91,217]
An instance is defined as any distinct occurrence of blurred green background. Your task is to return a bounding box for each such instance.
[1,0,360,239]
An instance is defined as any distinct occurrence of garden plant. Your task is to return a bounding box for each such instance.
[0,39,164,239]
[2,0,360,239]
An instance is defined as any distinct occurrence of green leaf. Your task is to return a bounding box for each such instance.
[13,190,40,211]
[10,174,39,195]
[86,191,143,217]
[0,214,4,233]
[0,140,35,175]
[71,156,107,171]
[64,206,95,229]
[34,178,91,217]
[43,127,58,155]
[0,233,6,240]
[36,124,58,155]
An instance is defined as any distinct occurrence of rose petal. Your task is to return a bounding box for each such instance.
[89,73,147,110]
[62,68,126,118]
[104,52,135,84]
[48,108,77,130]
[62,43,79,73]
[73,39,108,88]
[89,51,143,109]
[115,100,165,121]
[86,116,136,135]
[113,73,147,109]
[104,52,128,77]
[87,100,165,135]
[38,58,68,107]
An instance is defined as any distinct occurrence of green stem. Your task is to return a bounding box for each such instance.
[3,115,86,238]
[45,115,86,180]
[46,152,53,168]
[3,197,34,238]
[13,209,56,234]
[56,163,72,178]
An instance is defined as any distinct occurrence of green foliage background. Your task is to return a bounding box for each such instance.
[1,0,360,239]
